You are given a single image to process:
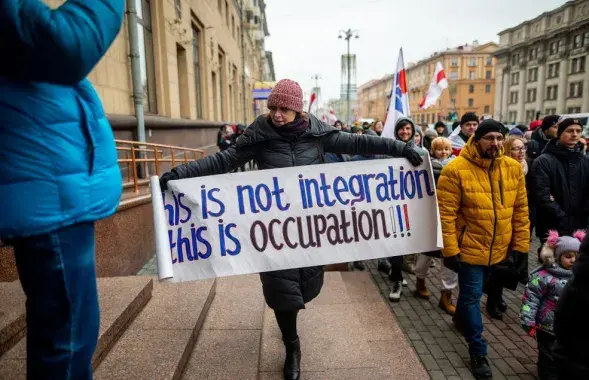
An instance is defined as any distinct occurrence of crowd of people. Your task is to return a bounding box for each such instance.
[2,7,587,375]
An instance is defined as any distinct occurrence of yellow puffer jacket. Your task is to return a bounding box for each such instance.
[437,137,530,266]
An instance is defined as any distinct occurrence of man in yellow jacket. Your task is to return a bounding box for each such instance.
[437,119,530,379]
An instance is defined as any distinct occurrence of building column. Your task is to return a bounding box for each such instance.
[536,63,546,117]
[501,69,509,122]
[557,59,568,114]
[583,74,589,113]
[517,68,526,124]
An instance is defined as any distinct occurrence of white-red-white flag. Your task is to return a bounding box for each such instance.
[308,93,317,113]
[419,62,448,109]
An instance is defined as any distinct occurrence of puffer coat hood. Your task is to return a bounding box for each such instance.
[437,136,530,266]
[394,117,428,157]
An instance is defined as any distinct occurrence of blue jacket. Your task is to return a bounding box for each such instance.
[0,0,125,238]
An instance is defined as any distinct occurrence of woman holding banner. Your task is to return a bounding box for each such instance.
[159,78,423,380]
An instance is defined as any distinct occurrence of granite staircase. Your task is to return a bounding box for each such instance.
[0,272,427,379]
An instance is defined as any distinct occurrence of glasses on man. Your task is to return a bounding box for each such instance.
[481,135,505,142]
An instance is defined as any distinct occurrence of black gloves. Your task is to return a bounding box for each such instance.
[444,255,461,273]
[402,145,423,167]
[159,171,179,191]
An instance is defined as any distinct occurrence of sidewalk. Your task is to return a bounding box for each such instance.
[366,238,541,380]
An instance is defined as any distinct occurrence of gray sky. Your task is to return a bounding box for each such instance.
[264,0,567,104]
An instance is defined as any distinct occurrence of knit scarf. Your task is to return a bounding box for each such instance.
[269,115,309,141]
[555,140,582,153]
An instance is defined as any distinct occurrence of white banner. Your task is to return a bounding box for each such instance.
[151,158,443,282]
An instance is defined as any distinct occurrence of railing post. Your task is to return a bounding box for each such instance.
[154,146,160,175]
[183,151,188,164]
[171,148,175,168]
[126,151,131,182]
[131,145,139,193]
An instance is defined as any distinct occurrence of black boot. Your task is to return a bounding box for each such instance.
[470,355,493,379]
[283,338,301,380]
[486,301,503,320]
[498,296,508,313]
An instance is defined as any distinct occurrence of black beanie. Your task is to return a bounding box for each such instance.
[474,119,506,142]
[557,118,583,137]
[460,112,479,125]
[541,115,560,131]
[435,121,446,129]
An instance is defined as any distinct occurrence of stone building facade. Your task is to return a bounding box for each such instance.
[357,42,498,124]
[43,0,272,124]
[494,0,589,124]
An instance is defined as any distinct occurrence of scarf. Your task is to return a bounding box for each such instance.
[555,140,583,153]
[269,116,309,141]
[521,159,528,175]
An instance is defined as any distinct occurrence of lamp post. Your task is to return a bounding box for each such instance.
[338,29,359,124]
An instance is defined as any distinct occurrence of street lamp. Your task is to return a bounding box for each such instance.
[338,29,359,125]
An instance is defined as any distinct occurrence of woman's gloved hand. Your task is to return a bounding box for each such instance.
[159,171,179,191]
[402,145,423,167]
[444,255,462,273]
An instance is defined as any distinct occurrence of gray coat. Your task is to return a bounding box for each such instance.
[173,114,407,310]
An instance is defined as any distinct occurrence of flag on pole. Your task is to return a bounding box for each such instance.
[382,48,410,139]
[419,62,448,109]
[308,92,317,113]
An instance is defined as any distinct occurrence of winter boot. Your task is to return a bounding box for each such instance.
[414,278,431,299]
[470,355,493,379]
[439,290,456,316]
[389,281,402,302]
[353,261,365,271]
[283,338,301,380]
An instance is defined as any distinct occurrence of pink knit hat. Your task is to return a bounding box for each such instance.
[267,79,303,113]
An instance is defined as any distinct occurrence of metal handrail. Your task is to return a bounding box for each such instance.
[116,139,206,193]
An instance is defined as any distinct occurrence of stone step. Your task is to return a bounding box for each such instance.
[258,271,430,379]
[0,276,153,379]
[0,281,26,357]
[94,277,216,380]
[180,274,265,380]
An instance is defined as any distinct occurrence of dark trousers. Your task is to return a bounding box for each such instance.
[536,330,558,380]
[274,310,299,343]
[485,272,504,307]
[9,222,99,380]
[388,256,404,282]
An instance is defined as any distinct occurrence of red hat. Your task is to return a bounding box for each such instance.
[529,120,542,131]
[267,79,304,113]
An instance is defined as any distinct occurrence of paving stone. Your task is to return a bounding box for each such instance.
[455,366,476,380]
[437,358,459,376]
[493,358,517,376]
[421,331,437,345]
[429,370,447,380]
[412,340,429,355]
[419,354,440,371]
[428,344,446,360]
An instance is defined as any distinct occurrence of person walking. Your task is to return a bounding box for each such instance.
[531,117,589,245]
[159,79,423,380]
[437,119,530,379]
[0,0,125,378]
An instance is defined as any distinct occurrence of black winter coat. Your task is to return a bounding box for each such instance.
[530,140,589,240]
[172,114,407,311]
[553,233,589,379]
[526,128,549,161]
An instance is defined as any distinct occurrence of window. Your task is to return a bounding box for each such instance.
[508,111,517,122]
[484,105,490,113]
[569,81,583,98]
[485,70,492,79]
[218,0,222,13]
[192,25,203,118]
[545,108,556,115]
[469,71,476,80]
[451,58,458,67]
[528,68,538,82]
[526,88,537,102]
[468,98,474,107]
[449,71,458,80]
[546,85,558,100]
[469,85,475,94]
[549,41,558,55]
[485,84,491,93]
[568,107,582,114]
[136,0,157,113]
[468,57,477,67]
[571,57,586,74]
[511,72,520,85]
[232,65,239,120]
[510,91,519,104]
[547,62,560,78]
[573,34,583,49]
[585,32,589,46]
[231,15,235,38]
[212,71,218,120]
[174,0,181,19]
[557,40,565,53]
[526,110,536,122]
[486,57,493,66]
[225,1,229,25]
[511,54,519,65]
[528,47,538,60]
[218,48,226,119]
[176,44,190,118]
